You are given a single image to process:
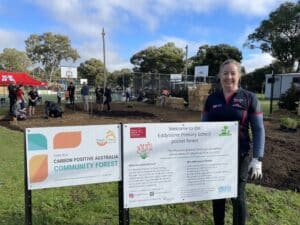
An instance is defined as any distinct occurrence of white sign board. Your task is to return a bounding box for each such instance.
[123,122,238,208]
[195,65,209,77]
[61,66,78,79]
[170,74,182,82]
[26,125,121,190]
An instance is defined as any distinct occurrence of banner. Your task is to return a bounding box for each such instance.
[25,125,121,190]
[123,122,238,208]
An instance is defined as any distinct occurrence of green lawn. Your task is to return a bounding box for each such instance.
[0,126,299,225]
[256,93,279,116]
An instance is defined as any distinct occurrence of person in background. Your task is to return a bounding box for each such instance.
[67,82,75,105]
[137,88,145,101]
[7,80,17,114]
[56,82,63,105]
[44,100,63,119]
[12,99,27,120]
[95,85,104,112]
[28,86,39,116]
[16,84,26,109]
[104,86,112,111]
[161,88,169,107]
[125,86,131,102]
[201,59,265,225]
[81,82,89,112]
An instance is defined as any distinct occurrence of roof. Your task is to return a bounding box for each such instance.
[0,71,47,86]
[266,73,300,77]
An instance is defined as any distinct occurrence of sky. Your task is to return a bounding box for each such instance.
[0,0,296,74]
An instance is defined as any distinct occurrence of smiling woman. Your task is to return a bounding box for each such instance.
[202,59,266,225]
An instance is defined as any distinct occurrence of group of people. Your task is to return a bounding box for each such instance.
[8,81,63,120]
[95,85,112,112]
[8,81,40,120]
[65,81,112,112]
[5,59,264,224]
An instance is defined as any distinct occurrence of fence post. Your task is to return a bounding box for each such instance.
[24,132,32,225]
[119,123,130,225]
[269,72,275,115]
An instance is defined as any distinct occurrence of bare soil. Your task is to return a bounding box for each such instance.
[0,102,299,191]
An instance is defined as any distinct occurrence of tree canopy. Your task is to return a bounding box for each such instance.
[0,48,31,72]
[77,58,107,85]
[244,2,300,70]
[130,42,185,74]
[110,68,132,88]
[190,44,243,77]
[25,32,80,82]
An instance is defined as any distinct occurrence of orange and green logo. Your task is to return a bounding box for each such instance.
[97,130,116,147]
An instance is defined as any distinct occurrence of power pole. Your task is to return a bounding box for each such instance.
[185,45,188,88]
[269,70,275,115]
[102,28,107,89]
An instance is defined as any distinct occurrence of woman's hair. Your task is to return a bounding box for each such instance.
[219,59,242,76]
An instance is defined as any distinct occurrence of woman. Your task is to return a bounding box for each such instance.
[16,84,26,109]
[104,87,112,111]
[28,86,39,116]
[202,59,265,225]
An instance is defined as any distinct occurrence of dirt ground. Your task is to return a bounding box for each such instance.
[0,102,299,191]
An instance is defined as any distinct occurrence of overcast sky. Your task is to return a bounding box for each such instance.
[0,0,295,73]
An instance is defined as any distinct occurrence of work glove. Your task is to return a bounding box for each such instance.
[248,158,262,180]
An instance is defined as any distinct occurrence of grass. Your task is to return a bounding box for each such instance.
[0,126,299,225]
[256,93,279,116]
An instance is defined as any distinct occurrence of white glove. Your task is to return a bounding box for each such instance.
[248,158,262,180]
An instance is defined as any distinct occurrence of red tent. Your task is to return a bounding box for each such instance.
[0,71,47,86]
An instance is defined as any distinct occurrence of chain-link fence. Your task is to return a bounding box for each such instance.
[0,74,218,115]
[130,72,217,102]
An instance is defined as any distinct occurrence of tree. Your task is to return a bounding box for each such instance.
[241,66,272,93]
[111,68,132,88]
[25,32,80,82]
[244,2,300,70]
[190,44,243,77]
[0,48,31,72]
[77,58,106,85]
[241,60,287,93]
[130,42,185,74]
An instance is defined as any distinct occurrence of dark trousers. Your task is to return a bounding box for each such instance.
[9,97,16,113]
[57,96,61,105]
[104,100,111,111]
[213,155,250,225]
[69,95,75,104]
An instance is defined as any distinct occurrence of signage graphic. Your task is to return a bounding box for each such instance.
[123,122,238,208]
[26,125,121,190]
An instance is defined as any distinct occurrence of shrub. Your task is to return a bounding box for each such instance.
[278,85,300,111]
[280,117,298,129]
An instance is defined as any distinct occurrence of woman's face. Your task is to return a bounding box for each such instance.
[219,63,240,92]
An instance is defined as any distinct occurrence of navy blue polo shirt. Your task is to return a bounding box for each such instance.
[28,90,39,101]
[202,88,265,157]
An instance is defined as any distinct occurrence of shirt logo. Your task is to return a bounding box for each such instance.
[233,98,243,103]
[212,104,222,109]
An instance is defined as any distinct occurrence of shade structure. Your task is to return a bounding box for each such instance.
[0,71,47,86]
